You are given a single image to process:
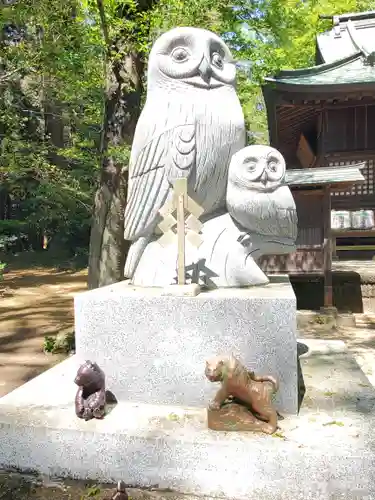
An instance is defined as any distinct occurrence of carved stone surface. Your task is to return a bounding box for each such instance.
[74,360,106,421]
[207,400,275,433]
[131,211,296,287]
[122,27,298,287]
[123,26,246,280]
[205,355,279,434]
[226,145,298,243]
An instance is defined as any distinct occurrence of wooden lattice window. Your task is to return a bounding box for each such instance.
[324,105,375,152]
[330,159,375,197]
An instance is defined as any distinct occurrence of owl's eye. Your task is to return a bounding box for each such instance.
[171,47,190,63]
[267,160,278,172]
[243,157,257,171]
[212,52,224,69]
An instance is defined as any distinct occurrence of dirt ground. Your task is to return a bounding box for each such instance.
[0,256,87,397]
[0,471,203,500]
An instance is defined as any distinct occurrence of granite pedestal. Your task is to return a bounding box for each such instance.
[74,277,298,414]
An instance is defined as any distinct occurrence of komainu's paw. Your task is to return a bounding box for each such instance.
[75,406,85,418]
[93,406,105,419]
[261,422,277,435]
[208,401,221,411]
[83,408,93,421]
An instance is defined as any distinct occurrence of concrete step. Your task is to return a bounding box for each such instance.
[354,313,375,327]
[0,340,374,499]
[296,309,356,330]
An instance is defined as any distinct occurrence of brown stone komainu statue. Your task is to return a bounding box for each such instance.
[74,360,106,421]
[205,354,279,434]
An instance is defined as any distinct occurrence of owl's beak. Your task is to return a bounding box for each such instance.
[198,57,212,84]
[260,171,267,185]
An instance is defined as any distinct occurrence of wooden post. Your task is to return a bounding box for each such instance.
[157,179,204,289]
[332,234,337,260]
[323,185,333,308]
[174,178,187,285]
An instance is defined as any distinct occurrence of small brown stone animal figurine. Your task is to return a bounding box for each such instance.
[205,354,279,434]
[74,360,106,421]
[108,481,128,500]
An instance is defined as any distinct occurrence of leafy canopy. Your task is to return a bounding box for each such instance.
[0,0,373,253]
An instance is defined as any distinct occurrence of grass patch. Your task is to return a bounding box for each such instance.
[43,331,75,354]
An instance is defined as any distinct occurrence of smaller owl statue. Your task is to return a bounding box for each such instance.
[226,145,298,244]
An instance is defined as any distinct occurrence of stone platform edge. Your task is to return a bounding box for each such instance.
[0,340,374,499]
[75,274,296,300]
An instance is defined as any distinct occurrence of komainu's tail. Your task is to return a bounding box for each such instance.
[248,371,279,393]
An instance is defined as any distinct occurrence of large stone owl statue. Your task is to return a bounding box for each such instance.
[226,145,298,242]
[124,26,246,279]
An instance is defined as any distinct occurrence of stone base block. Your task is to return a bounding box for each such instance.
[74,277,297,414]
[161,283,202,297]
[0,340,374,500]
[206,402,273,433]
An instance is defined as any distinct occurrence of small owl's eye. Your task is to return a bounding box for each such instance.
[171,47,190,63]
[212,52,224,69]
[268,161,278,172]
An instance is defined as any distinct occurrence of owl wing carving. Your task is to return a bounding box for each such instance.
[228,185,298,241]
[255,186,298,241]
[273,203,298,241]
[124,123,196,241]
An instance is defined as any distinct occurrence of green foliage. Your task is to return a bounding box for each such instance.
[323,420,345,426]
[0,262,5,282]
[1,0,374,262]
[80,484,101,499]
[0,0,104,254]
[43,331,75,353]
[43,335,57,353]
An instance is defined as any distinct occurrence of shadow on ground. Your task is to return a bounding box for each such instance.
[291,271,365,313]
[0,255,87,397]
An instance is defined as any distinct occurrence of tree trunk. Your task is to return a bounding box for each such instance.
[87,50,144,289]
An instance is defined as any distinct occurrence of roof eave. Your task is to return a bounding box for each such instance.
[263,80,375,94]
[285,164,365,187]
[290,180,362,189]
[319,10,375,23]
[262,52,375,92]
[271,52,361,80]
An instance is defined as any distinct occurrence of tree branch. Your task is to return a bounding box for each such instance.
[96,0,110,49]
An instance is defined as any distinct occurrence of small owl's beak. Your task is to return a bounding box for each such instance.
[198,57,212,84]
[260,171,267,185]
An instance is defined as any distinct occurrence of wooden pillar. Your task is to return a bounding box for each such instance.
[323,185,333,308]
[174,178,187,285]
[332,234,337,260]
